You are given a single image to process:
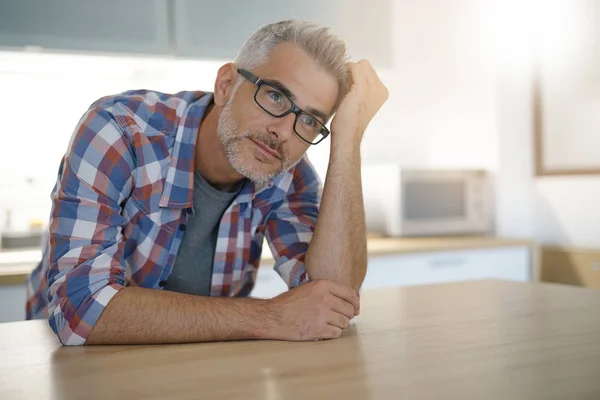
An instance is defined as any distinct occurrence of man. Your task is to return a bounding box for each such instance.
[26,20,388,345]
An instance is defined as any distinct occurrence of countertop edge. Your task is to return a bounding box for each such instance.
[0,237,536,286]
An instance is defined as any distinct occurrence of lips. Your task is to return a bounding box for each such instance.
[250,137,281,159]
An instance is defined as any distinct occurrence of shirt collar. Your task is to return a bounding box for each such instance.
[159,92,213,209]
[159,91,283,209]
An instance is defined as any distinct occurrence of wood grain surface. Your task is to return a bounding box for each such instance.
[1,280,598,399]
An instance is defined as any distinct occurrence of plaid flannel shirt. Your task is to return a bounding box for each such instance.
[25,90,321,345]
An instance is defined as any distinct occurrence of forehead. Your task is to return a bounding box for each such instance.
[251,42,339,118]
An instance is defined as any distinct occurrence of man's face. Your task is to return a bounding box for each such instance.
[217,43,339,184]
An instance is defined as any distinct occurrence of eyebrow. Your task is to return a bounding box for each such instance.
[266,79,329,123]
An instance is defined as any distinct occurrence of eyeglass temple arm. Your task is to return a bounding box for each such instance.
[237,68,261,85]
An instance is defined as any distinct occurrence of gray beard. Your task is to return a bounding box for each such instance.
[217,98,293,185]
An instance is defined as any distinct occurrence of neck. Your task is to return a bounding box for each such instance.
[195,104,245,192]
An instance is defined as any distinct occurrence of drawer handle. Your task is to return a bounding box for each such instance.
[430,257,467,268]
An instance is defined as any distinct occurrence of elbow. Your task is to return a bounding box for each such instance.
[47,278,87,346]
[48,302,85,346]
[48,282,123,346]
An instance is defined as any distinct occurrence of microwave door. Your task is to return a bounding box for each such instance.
[402,179,471,236]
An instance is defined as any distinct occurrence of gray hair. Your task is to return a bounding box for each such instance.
[235,20,350,107]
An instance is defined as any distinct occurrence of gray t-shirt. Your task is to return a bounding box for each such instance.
[164,172,244,296]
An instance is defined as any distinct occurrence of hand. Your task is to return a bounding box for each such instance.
[266,280,360,341]
[330,59,389,145]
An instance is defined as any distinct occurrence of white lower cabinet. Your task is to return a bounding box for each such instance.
[362,246,530,291]
[251,246,531,297]
[0,247,531,321]
[0,284,27,323]
[250,266,288,298]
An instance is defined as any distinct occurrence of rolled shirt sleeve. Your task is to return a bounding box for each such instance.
[47,107,134,345]
[264,178,321,289]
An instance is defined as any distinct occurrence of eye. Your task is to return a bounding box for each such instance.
[299,113,318,128]
[267,90,284,105]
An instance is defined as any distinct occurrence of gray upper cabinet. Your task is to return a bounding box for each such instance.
[0,0,392,67]
[0,0,171,55]
[172,0,392,68]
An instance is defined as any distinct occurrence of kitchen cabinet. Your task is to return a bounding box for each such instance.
[0,284,26,323]
[0,0,171,55]
[172,0,392,67]
[251,245,532,298]
[0,0,392,67]
[541,246,600,289]
[361,246,530,291]
[250,266,290,299]
[0,239,533,322]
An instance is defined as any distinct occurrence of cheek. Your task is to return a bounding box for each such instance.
[287,139,310,162]
[236,99,268,130]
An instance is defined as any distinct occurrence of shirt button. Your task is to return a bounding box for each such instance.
[158,281,167,288]
[179,224,186,231]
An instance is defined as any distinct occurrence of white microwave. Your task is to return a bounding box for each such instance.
[361,166,494,237]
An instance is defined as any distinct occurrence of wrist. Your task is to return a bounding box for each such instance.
[330,137,362,160]
[331,129,362,151]
[257,298,283,340]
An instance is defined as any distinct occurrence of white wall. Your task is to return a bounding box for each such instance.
[0,52,227,232]
[1,1,501,231]
[492,0,537,240]
[535,179,600,247]
[310,0,500,194]
[362,0,498,170]
[492,0,600,248]
[0,0,596,248]
[531,0,600,248]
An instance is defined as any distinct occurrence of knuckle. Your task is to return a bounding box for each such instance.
[318,294,330,304]
[314,279,329,290]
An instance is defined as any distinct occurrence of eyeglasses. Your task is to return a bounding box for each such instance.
[237,68,330,145]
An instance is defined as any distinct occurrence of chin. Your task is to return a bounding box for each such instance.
[248,160,283,181]
[229,154,280,183]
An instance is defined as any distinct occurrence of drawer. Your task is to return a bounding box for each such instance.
[363,246,531,290]
[542,247,600,289]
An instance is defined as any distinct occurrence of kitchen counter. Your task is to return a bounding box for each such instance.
[259,235,535,264]
[1,280,599,399]
[0,236,536,286]
[0,249,41,285]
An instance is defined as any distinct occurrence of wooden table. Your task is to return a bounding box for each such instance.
[1,280,599,399]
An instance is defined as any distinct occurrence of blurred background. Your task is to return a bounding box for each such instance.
[0,0,598,321]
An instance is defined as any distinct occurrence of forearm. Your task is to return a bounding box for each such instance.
[85,287,276,345]
[305,140,367,292]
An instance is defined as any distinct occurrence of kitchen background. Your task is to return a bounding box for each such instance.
[0,0,598,320]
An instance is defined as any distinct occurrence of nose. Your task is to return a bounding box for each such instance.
[266,112,296,141]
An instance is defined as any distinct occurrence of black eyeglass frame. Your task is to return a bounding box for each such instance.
[237,68,330,145]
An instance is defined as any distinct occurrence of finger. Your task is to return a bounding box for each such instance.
[330,296,355,319]
[358,59,375,84]
[328,282,360,314]
[327,310,351,330]
[322,326,343,340]
[345,61,356,91]
[347,61,367,94]
[358,59,387,99]
[352,61,369,91]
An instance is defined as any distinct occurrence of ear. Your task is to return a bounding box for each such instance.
[213,63,239,107]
